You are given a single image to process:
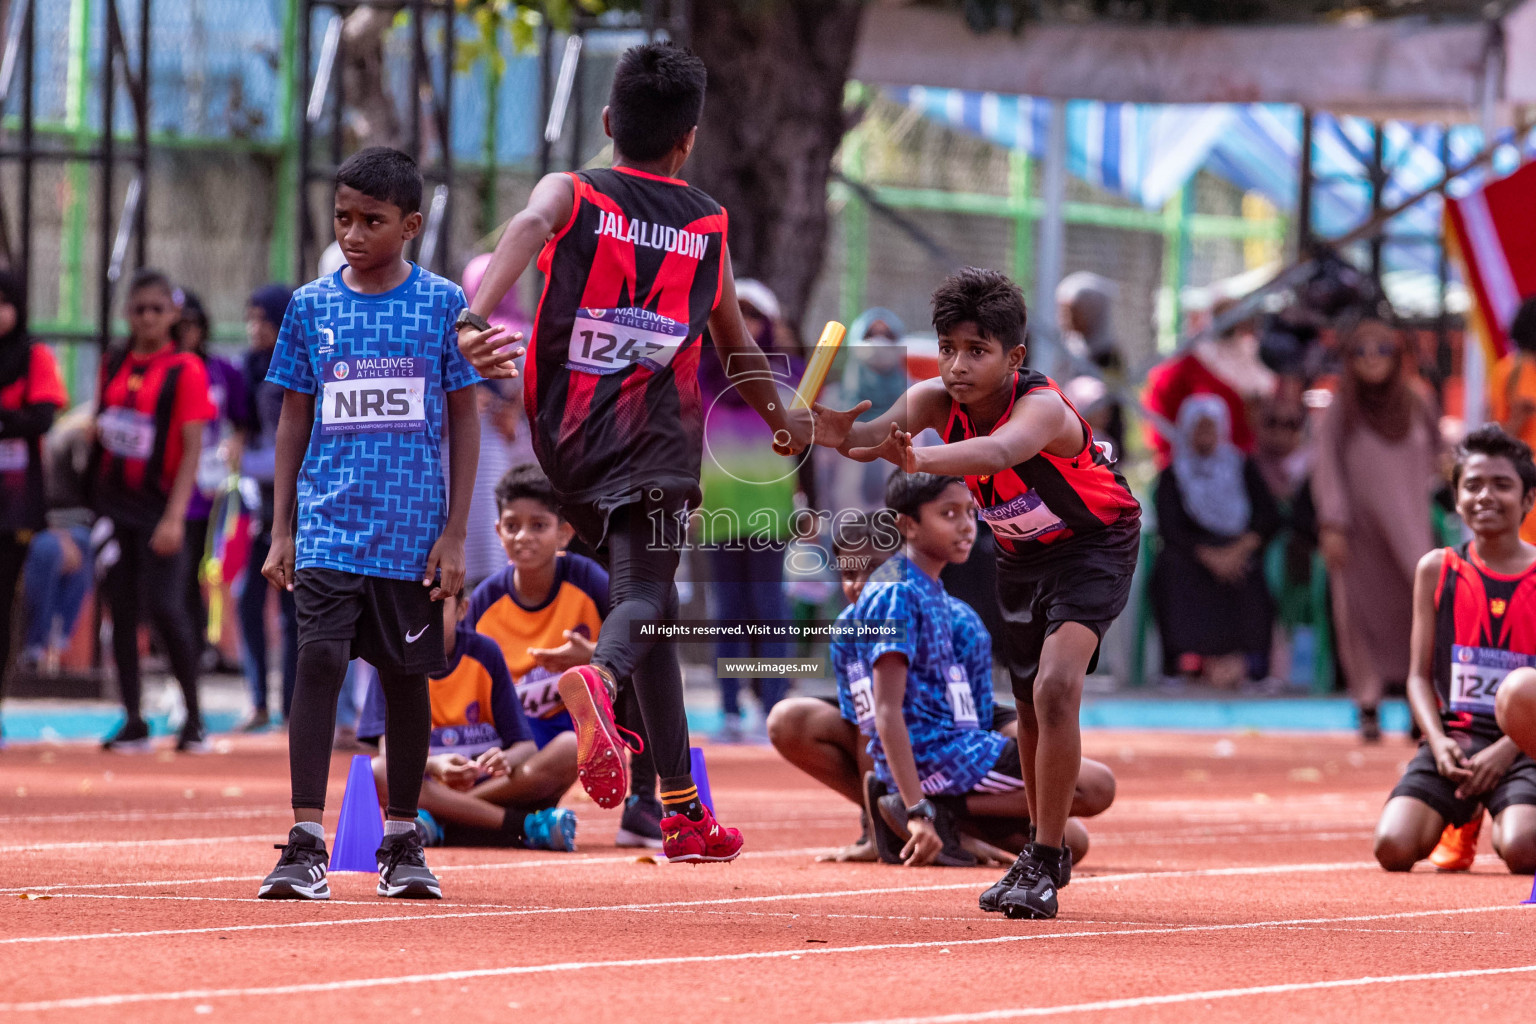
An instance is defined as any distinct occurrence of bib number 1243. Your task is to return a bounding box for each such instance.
[567,307,687,375]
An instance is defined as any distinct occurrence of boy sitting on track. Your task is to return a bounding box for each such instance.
[467,462,664,849]
[816,268,1140,918]
[454,42,812,862]
[1375,425,1536,874]
[360,585,578,851]
[258,147,482,901]
[845,472,1113,871]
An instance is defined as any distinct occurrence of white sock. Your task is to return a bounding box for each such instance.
[384,819,416,837]
[293,821,324,841]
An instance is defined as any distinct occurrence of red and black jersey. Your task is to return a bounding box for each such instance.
[1433,543,1536,739]
[526,166,726,503]
[0,343,68,532]
[94,343,215,526]
[943,369,1140,557]
[933,373,1142,555]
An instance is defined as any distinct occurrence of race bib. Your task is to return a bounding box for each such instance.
[846,659,875,726]
[946,664,978,729]
[978,489,1067,544]
[0,438,26,472]
[515,666,565,720]
[98,407,155,460]
[1450,644,1536,715]
[566,307,687,376]
[321,357,426,435]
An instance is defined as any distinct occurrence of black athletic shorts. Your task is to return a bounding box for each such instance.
[293,567,445,675]
[997,519,1140,703]
[1389,731,1536,827]
[556,483,699,556]
[970,736,1024,793]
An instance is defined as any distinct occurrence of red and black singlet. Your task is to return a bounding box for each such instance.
[943,369,1140,557]
[93,344,214,526]
[1433,543,1536,739]
[526,166,727,503]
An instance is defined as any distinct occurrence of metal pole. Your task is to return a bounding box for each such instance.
[19,0,33,288]
[536,19,552,177]
[99,0,116,352]
[1368,120,1384,283]
[439,0,453,275]
[1031,99,1066,373]
[134,0,148,271]
[567,26,584,169]
[269,0,300,283]
[1297,108,1313,256]
[297,0,312,278]
[1465,37,1501,432]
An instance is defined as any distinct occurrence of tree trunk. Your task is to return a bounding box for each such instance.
[685,0,865,336]
[341,6,403,150]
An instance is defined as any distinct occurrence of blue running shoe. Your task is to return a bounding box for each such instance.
[415,809,444,847]
[523,807,578,852]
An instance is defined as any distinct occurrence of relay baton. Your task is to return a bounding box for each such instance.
[792,320,847,410]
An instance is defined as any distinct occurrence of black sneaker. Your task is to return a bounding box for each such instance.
[176,722,211,754]
[376,829,442,899]
[102,718,152,753]
[615,794,664,850]
[863,773,905,864]
[875,792,977,867]
[980,831,1073,912]
[258,826,331,900]
[996,843,1067,920]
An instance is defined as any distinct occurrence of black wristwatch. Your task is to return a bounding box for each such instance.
[905,798,937,822]
[454,308,491,333]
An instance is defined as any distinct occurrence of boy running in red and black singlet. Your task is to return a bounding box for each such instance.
[817,268,1140,919]
[456,42,812,862]
[1374,424,1536,875]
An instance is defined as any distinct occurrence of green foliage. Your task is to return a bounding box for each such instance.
[454,0,620,76]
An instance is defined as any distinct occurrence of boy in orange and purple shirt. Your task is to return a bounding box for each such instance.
[467,463,663,848]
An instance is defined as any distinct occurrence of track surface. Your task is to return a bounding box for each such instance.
[3,731,1535,1022]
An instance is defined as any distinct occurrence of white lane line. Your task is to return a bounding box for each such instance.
[816,962,1536,1024]
[0,807,291,826]
[2,904,1529,1012]
[0,846,834,893]
[0,860,1398,946]
[1,835,275,853]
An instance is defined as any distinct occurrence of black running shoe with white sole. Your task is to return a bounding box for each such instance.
[376,829,442,899]
[258,826,331,900]
[176,722,211,755]
[615,794,664,849]
[862,773,905,864]
[996,843,1068,920]
[102,718,152,753]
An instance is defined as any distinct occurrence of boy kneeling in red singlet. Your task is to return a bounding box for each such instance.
[1375,424,1536,875]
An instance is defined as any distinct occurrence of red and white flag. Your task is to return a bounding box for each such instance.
[1447,160,1536,360]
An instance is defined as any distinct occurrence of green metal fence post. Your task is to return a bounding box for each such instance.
[1008,149,1033,292]
[267,0,300,284]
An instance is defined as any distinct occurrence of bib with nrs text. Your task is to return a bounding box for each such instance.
[321,357,426,434]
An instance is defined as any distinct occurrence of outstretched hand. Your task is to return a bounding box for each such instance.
[457,324,524,380]
[810,400,872,449]
[848,421,918,472]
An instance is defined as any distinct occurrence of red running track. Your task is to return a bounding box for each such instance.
[2,731,1535,1023]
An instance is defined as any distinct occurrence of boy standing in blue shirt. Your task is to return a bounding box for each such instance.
[257,147,482,901]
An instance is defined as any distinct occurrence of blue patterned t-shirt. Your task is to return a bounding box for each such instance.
[265,264,481,581]
[848,553,1006,796]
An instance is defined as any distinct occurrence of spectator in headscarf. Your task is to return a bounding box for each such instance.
[1151,395,1281,689]
[1312,317,1443,741]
